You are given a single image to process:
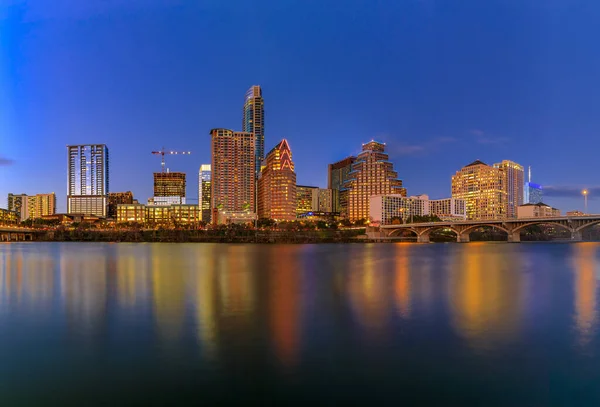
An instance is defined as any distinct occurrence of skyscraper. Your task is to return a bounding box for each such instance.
[296,185,318,216]
[343,141,406,221]
[242,85,264,173]
[258,140,297,221]
[451,160,506,220]
[198,164,212,223]
[328,156,356,213]
[210,128,256,215]
[67,144,109,217]
[524,166,543,204]
[493,160,524,218]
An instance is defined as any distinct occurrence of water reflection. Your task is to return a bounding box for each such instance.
[449,243,525,350]
[572,243,599,346]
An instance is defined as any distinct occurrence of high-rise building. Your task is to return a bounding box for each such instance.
[316,188,336,213]
[328,156,356,213]
[524,166,543,204]
[296,185,318,216]
[343,141,406,221]
[198,164,212,223]
[242,85,264,173]
[451,160,506,220]
[493,160,524,218]
[153,172,186,198]
[107,191,134,219]
[67,144,109,217]
[370,194,467,225]
[258,140,297,221]
[9,193,57,220]
[210,128,256,216]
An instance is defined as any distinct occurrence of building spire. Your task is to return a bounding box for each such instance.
[528,166,531,183]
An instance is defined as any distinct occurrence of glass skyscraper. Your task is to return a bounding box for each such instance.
[67,144,109,217]
[242,85,264,173]
[198,164,212,223]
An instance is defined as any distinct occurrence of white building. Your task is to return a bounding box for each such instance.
[370,194,466,225]
[147,196,186,206]
[517,203,560,219]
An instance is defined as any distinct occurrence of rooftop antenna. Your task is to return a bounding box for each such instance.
[528,166,531,183]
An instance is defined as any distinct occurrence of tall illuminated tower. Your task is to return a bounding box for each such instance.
[493,160,524,218]
[452,160,506,220]
[210,128,256,214]
[198,164,212,223]
[242,85,264,173]
[524,166,543,204]
[343,141,406,222]
[67,144,109,217]
[258,140,297,221]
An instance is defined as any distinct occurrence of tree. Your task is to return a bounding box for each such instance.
[390,216,403,225]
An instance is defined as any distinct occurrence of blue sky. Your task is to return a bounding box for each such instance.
[1,0,599,212]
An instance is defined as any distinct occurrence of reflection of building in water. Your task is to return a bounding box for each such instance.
[347,245,392,332]
[116,246,151,309]
[573,244,598,346]
[449,244,524,347]
[189,249,219,359]
[218,246,255,316]
[0,250,24,305]
[60,250,107,336]
[269,248,301,366]
[151,247,187,341]
[394,246,412,319]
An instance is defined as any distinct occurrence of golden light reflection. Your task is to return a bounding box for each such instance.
[394,244,411,319]
[116,245,151,309]
[269,246,301,367]
[218,246,255,316]
[190,247,219,359]
[450,243,524,349]
[572,243,598,346]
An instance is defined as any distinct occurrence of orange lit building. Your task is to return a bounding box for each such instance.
[451,160,506,220]
[258,139,297,221]
[343,141,406,222]
[210,128,256,218]
[153,172,186,199]
[493,160,524,218]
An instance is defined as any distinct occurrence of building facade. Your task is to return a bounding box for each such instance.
[316,188,335,213]
[7,194,25,218]
[170,204,201,225]
[67,144,109,217]
[210,128,256,217]
[116,203,146,223]
[198,164,212,223]
[242,85,264,173]
[517,203,560,218]
[153,172,186,198]
[343,141,406,221]
[108,191,134,218]
[296,185,318,216]
[493,160,524,218]
[328,156,356,213]
[451,160,506,220]
[258,140,297,221]
[370,194,467,225]
[8,193,56,220]
[525,183,543,204]
[0,208,19,224]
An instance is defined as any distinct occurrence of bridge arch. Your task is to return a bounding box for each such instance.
[388,228,418,237]
[458,224,510,236]
[576,220,600,232]
[512,221,573,234]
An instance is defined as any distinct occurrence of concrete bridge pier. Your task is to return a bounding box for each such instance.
[507,231,521,243]
[457,232,470,243]
[417,233,430,243]
[571,230,583,242]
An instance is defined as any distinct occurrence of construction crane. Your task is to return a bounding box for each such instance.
[151,148,191,172]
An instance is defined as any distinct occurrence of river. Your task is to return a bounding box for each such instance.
[1,242,599,405]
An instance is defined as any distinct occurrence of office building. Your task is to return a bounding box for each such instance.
[296,185,318,216]
[242,85,264,173]
[146,206,171,224]
[451,160,506,220]
[258,140,297,221]
[316,188,336,213]
[170,204,201,225]
[67,144,109,217]
[517,203,560,219]
[8,193,56,220]
[148,196,186,206]
[210,128,256,218]
[328,156,356,213]
[116,203,146,223]
[524,167,543,204]
[370,194,466,225]
[198,164,212,223]
[153,172,186,198]
[343,141,406,221]
[494,160,524,218]
[108,191,134,219]
[0,208,19,224]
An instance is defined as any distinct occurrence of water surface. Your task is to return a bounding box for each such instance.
[1,242,599,405]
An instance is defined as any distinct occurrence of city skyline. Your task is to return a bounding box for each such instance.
[2,1,600,213]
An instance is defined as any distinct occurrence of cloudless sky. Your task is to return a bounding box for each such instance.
[1,0,600,212]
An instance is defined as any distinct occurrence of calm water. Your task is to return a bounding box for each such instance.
[1,242,600,405]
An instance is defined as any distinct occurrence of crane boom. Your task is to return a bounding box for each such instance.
[151,147,191,172]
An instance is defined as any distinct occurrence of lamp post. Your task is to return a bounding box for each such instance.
[583,189,588,214]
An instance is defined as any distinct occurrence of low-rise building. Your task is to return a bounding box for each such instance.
[0,208,19,224]
[517,203,561,218]
[215,210,257,225]
[370,194,467,225]
[171,204,201,225]
[116,204,146,223]
[567,210,586,217]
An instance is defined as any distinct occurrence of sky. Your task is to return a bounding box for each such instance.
[1,0,600,213]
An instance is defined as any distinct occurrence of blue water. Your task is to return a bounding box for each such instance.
[1,242,599,405]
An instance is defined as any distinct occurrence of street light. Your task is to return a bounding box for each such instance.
[582,189,589,214]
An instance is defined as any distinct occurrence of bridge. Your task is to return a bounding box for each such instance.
[0,225,40,242]
[375,215,600,243]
